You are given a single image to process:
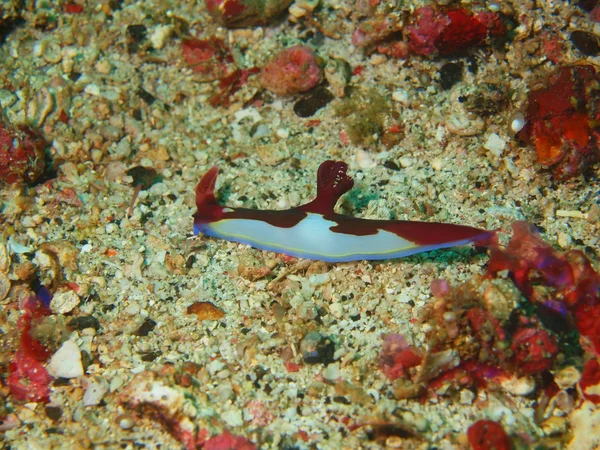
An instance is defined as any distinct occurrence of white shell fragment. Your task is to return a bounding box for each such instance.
[483,133,507,157]
[50,290,80,314]
[83,378,109,406]
[508,111,526,138]
[501,375,536,396]
[48,340,84,379]
[120,372,185,416]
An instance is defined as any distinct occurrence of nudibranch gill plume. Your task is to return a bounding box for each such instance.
[193,161,494,262]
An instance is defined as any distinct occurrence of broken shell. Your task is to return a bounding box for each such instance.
[26,86,55,127]
[501,375,536,396]
[0,272,10,301]
[541,416,568,436]
[50,289,80,315]
[289,0,319,19]
[42,40,63,64]
[325,57,351,98]
[445,114,485,136]
[553,366,581,390]
[205,0,294,28]
[0,242,10,273]
[482,278,522,323]
[508,111,525,138]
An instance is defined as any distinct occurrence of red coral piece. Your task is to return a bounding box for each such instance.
[487,222,600,354]
[379,333,423,380]
[580,359,600,403]
[18,294,52,361]
[436,9,489,55]
[351,15,402,49]
[7,350,53,403]
[511,327,558,374]
[518,65,600,179]
[406,7,504,56]
[182,37,233,79]
[205,0,292,28]
[259,45,323,96]
[0,120,47,185]
[466,307,506,342]
[574,303,600,354]
[467,420,511,450]
[64,2,84,13]
[208,68,259,107]
[203,431,257,450]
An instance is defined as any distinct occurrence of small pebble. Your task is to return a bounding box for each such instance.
[293,86,334,118]
[392,89,410,106]
[118,414,135,429]
[329,302,344,319]
[83,379,109,406]
[439,62,463,90]
[571,30,600,56]
[483,133,506,157]
[150,24,173,49]
[47,340,84,379]
[50,290,80,314]
[300,332,335,365]
[221,409,243,427]
[135,317,157,336]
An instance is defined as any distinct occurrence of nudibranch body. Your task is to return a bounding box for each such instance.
[193,161,494,262]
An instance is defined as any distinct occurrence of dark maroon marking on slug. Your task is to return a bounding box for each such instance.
[298,161,354,214]
[223,208,307,228]
[327,215,493,244]
[194,166,222,221]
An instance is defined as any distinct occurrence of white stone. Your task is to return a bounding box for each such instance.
[329,302,344,319]
[83,379,109,406]
[48,341,84,379]
[484,133,506,157]
[50,290,80,314]
[501,375,536,396]
[392,89,410,105]
[356,149,375,169]
[322,362,340,382]
[84,84,100,97]
[150,25,174,49]
[222,408,243,427]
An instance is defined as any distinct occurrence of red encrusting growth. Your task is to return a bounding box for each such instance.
[379,333,423,380]
[511,327,559,374]
[182,37,258,107]
[0,118,47,185]
[580,359,600,403]
[487,222,600,354]
[406,7,505,56]
[182,37,234,79]
[203,431,257,450]
[351,7,505,59]
[518,65,600,179]
[259,45,323,96]
[467,420,512,450]
[7,292,54,403]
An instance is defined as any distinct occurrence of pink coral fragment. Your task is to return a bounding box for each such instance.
[203,431,257,450]
[511,327,558,374]
[379,333,423,380]
[259,45,322,96]
[7,350,53,403]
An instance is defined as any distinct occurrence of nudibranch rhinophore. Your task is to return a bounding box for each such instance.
[193,161,494,262]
